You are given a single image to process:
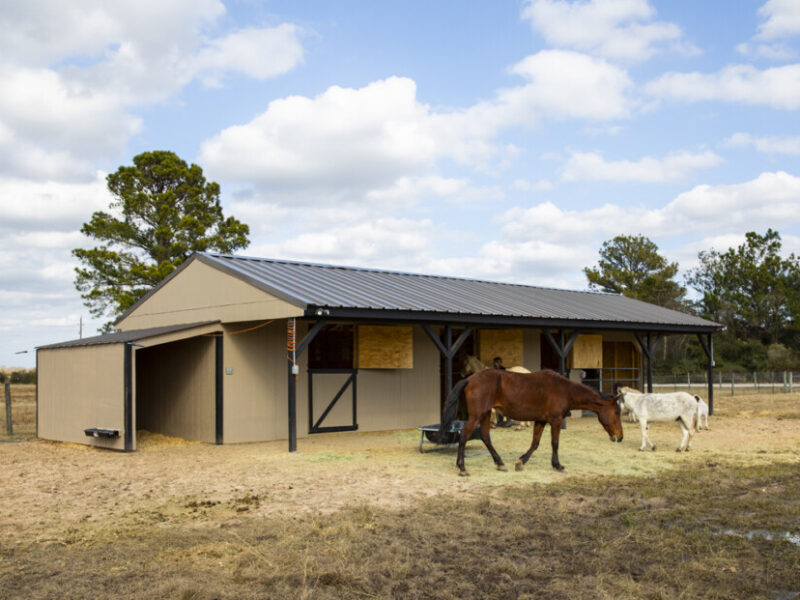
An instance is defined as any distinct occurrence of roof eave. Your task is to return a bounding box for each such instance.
[306,306,723,334]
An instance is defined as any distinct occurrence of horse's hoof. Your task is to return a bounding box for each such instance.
[514,460,524,471]
[638,448,644,452]
[553,465,565,472]
[497,464,507,472]
[651,446,657,452]
[459,470,470,477]
[675,448,682,453]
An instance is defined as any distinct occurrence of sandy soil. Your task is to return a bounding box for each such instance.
[1,412,798,552]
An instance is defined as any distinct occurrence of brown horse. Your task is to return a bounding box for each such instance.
[437,369,624,476]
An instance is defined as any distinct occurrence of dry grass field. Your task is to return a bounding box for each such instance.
[1,385,798,599]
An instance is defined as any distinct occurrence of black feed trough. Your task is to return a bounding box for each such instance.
[417,420,484,454]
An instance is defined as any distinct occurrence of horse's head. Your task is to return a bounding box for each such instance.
[459,355,486,377]
[596,392,624,442]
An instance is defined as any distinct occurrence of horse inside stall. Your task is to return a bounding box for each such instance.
[438,369,623,476]
[616,387,700,452]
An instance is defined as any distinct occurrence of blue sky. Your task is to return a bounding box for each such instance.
[2,0,800,368]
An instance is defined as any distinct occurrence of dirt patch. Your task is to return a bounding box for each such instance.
[1,390,799,598]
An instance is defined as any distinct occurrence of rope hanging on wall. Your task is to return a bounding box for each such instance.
[202,320,274,337]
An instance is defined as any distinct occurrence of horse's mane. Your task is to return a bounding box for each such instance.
[538,370,614,408]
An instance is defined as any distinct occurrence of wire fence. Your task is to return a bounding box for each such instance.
[652,371,798,396]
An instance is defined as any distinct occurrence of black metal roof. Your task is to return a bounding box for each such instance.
[179,253,721,333]
[38,321,219,350]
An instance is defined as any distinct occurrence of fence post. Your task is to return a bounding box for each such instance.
[790,372,794,393]
[687,372,691,391]
[718,371,722,391]
[753,371,757,392]
[4,382,11,436]
[731,372,734,397]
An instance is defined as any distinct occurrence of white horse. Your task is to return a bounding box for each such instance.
[697,398,710,430]
[460,355,531,427]
[618,388,700,452]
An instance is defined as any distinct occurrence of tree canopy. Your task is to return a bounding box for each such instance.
[584,234,685,308]
[73,151,250,325]
[686,229,800,346]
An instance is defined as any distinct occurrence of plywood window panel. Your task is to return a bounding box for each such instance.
[479,329,524,368]
[358,325,414,369]
[570,334,602,369]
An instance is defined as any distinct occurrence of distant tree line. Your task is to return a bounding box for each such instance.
[0,369,36,384]
[585,230,800,374]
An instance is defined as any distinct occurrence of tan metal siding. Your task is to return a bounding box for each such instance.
[117,260,303,331]
[343,325,440,432]
[222,321,440,442]
[37,345,127,450]
[135,336,215,443]
[221,320,290,443]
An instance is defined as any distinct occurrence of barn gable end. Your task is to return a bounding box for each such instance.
[116,258,304,331]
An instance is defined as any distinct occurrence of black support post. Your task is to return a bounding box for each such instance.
[542,329,579,376]
[422,323,474,405]
[215,334,224,445]
[633,332,663,393]
[123,343,133,452]
[697,333,715,415]
[542,329,579,429]
[287,319,326,452]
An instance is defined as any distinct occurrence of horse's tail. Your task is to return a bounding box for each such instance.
[436,378,470,442]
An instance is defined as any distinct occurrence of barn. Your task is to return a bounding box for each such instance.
[36,253,722,451]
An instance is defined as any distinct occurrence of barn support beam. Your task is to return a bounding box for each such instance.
[634,332,663,393]
[542,329,579,429]
[123,342,134,452]
[422,324,473,406]
[696,333,715,415]
[542,329,579,376]
[287,319,326,452]
[215,334,224,445]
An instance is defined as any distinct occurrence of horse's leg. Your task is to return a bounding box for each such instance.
[477,412,506,471]
[676,419,690,452]
[515,421,545,471]
[639,418,651,451]
[456,416,477,476]
[516,421,545,470]
[679,415,695,451]
[549,418,565,472]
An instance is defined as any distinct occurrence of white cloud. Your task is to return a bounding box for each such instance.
[736,41,795,60]
[521,0,692,62]
[278,218,437,268]
[502,50,633,121]
[0,173,112,228]
[367,176,504,205]
[755,0,800,41]
[193,25,304,87]
[496,172,800,250]
[473,171,800,289]
[562,150,723,182]
[513,178,555,192]
[646,63,800,110]
[724,132,800,155]
[201,77,438,193]
[201,52,632,198]
[0,1,304,177]
[735,1,800,60]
